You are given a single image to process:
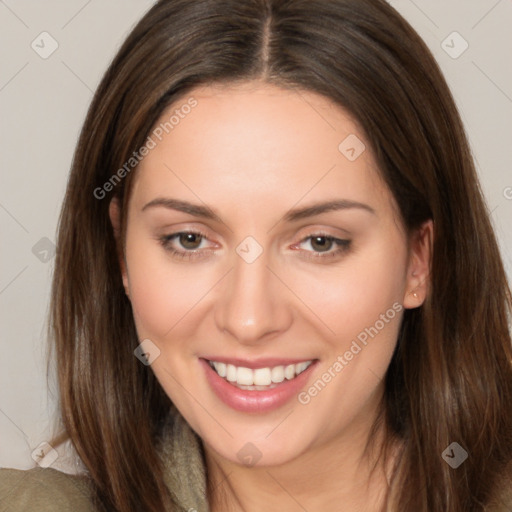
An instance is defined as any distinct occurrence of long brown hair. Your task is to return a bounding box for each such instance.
[49,0,512,510]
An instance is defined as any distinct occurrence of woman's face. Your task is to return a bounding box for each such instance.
[111,81,429,467]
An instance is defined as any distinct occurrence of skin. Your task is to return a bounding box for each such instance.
[110,80,432,511]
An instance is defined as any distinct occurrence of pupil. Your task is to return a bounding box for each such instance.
[311,236,332,252]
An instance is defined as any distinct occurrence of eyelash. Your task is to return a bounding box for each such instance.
[158,231,351,262]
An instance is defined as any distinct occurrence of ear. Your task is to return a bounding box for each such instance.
[402,219,433,309]
[109,197,130,297]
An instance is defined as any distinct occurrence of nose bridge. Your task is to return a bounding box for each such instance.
[215,246,291,344]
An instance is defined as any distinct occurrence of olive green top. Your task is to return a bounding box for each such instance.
[0,466,93,511]
[1,407,512,511]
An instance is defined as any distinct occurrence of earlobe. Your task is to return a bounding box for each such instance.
[108,197,130,297]
[403,219,434,309]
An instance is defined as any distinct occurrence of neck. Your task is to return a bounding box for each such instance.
[204,397,401,512]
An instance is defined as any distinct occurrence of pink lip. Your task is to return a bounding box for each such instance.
[200,358,318,413]
[200,356,314,370]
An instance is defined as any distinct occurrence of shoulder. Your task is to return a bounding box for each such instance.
[0,467,95,511]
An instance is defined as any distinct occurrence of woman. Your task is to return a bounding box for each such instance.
[1,0,511,510]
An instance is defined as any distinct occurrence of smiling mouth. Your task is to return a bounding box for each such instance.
[207,359,314,390]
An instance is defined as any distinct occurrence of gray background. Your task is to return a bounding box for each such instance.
[1,0,511,471]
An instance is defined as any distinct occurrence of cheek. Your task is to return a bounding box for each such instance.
[124,234,213,340]
[289,241,406,429]
[287,237,407,342]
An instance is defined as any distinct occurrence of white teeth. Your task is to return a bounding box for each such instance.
[209,360,313,387]
[226,364,237,382]
[284,364,295,380]
[237,367,253,385]
[271,366,285,383]
[213,361,226,378]
[295,362,309,374]
[253,368,272,386]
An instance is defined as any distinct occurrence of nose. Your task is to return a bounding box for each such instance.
[214,248,293,346]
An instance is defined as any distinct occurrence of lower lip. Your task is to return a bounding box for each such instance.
[200,358,318,413]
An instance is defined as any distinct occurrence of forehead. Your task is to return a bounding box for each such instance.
[129,81,391,215]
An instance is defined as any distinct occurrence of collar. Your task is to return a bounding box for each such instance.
[157,405,210,512]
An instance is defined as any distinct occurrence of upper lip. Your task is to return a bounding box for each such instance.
[201,356,317,369]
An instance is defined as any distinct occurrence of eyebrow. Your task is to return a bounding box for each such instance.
[141,198,222,222]
[283,199,376,221]
[141,197,376,222]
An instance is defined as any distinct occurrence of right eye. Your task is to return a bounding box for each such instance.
[158,230,215,260]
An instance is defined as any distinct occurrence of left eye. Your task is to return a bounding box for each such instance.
[302,235,336,252]
[293,235,351,259]
[172,232,206,250]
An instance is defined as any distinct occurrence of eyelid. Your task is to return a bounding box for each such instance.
[294,224,352,238]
